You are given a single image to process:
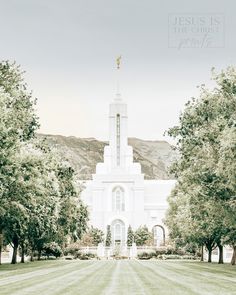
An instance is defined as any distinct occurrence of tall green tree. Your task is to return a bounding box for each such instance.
[0,61,39,264]
[55,162,88,248]
[105,225,111,247]
[127,225,134,247]
[165,66,236,265]
[217,125,236,264]
[0,61,88,264]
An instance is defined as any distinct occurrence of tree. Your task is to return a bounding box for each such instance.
[134,226,152,246]
[90,227,104,246]
[0,61,89,264]
[3,142,59,263]
[165,66,236,265]
[79,227,104,246]
[0,61,39,264]
[55,161,88,248]
[217,125,236,264]
[26,142,88,260]
[127,225,134,247]
[105,225,112,247]
[76,198,89,241]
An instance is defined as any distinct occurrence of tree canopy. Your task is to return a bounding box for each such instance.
[165,66,236,265]
[0,61,88,264]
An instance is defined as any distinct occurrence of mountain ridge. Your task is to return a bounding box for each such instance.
[37,133,177,180]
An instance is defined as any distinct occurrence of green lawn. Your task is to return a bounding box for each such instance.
[0,260,235,295]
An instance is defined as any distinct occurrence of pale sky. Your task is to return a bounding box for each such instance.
[0,0,235,142]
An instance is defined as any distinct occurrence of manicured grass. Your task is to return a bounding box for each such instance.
[0,260,235,295]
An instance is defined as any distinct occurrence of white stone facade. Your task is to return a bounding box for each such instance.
[81,95,176,245]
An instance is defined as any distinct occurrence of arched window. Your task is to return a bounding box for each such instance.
[153,225,165,246]
[111,219,125,244]
[112,186,125,212]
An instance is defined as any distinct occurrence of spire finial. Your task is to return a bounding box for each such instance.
[116,55,122,70]
[115,55,122,101]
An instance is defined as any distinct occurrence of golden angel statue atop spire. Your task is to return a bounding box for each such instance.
[116,55,122,69]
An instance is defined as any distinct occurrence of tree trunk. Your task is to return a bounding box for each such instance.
[11,237,19,264]
[205,241,214,263]
[37,249,41,261]
[0,228,3,265]
[231,246,236,266]
[208,248,212,262]
[218,244,224,264]
[21,243,25,263]
[30,249,34,262]
[200,245,204,262]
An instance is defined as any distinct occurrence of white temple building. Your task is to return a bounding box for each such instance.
[81,65,176,247]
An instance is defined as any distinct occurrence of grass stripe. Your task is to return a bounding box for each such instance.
[0,260,235,295]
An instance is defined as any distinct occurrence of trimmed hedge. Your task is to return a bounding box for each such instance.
[137,251,199,260]
[74,252,97,260]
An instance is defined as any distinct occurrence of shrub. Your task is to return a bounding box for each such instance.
[166,245,175,255]
[155,248,167,256]
[163,254,181,260]
[112,255,128,260]
[137,251,156,260]
[75,252,97,260]
[64,243,81,256]
[182,255,198,260]
[175,248,186,256]
[134,225,153,246]
[182,243,199,255]
[43,242,62,258]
